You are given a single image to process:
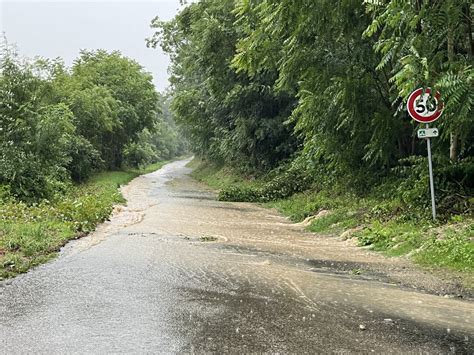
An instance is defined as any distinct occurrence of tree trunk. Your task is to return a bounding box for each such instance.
[447,22,458,162]
[450,134,458,162]
[465,3,473,57]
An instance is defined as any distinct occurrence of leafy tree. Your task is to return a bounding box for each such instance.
[155,0,473,210]
[149,0,298,172]
[364,0,474,161]
[1,41,184,201]
[66,50,160,169]
[123,97,188,168]
[0,48,75,200]
[233,0,415,177]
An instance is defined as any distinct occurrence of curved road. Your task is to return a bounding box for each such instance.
[1,159,473,353]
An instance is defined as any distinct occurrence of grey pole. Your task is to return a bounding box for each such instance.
[426,124,436,219]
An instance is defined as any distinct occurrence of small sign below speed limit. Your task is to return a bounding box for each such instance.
[407,88,444,123]
[417,128,439,139]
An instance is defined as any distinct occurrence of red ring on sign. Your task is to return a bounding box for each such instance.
[407,88,444,123]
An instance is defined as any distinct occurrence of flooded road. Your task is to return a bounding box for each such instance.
[1,159,473,353]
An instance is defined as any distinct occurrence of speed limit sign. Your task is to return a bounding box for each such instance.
[407,88,444,123]
[406,87,443,220]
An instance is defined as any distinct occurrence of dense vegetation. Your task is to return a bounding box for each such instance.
[0,42,186,277]
[0,43,186,202]
[150,1,473,272]
[149,0,473,213]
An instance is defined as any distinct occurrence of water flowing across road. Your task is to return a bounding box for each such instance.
[1,159,473,353]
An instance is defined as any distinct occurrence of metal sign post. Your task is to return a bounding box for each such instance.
[407,88,444,220]
[425,124,436,219]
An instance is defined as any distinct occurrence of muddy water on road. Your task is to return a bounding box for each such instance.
[1,159,473,353]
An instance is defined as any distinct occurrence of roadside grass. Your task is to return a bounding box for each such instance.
[273,193,473,274]
[0,161,169,279]
[265,189,366,234]
[355,219,474,274]
[189,159,474,275]
[189,159,265,191]
[411,222,473,271]
[131,161,172,175]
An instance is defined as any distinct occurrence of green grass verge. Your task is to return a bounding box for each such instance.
[189,159,264,191]
[0,161,169,279]
[190,159,474,275]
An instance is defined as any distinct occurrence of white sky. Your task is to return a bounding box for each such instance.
[0,0,184,92]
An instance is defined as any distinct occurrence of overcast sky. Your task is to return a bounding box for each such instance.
[0,0,183,92]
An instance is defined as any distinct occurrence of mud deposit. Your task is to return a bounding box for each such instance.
[1,159,473,353]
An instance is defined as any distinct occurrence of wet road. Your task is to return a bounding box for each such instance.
[1,159,473,353]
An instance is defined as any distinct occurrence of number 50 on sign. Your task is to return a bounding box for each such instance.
[407,88,444,124]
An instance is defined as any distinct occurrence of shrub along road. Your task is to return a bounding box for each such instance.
[1,159,473,353]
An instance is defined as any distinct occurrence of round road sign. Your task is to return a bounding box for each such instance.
[407,88,444,123]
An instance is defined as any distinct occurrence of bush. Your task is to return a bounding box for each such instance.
[259,168,313,202]
[392,156,474,219]
[0,185,11,202]
[0,148,71,202]
[0,102,76,201]
[218,185,260,202]
[218,162,313,203]
[123,141,158,169]
[67,135,103,182]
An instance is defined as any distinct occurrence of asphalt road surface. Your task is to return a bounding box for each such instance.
[1,159,473,353]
